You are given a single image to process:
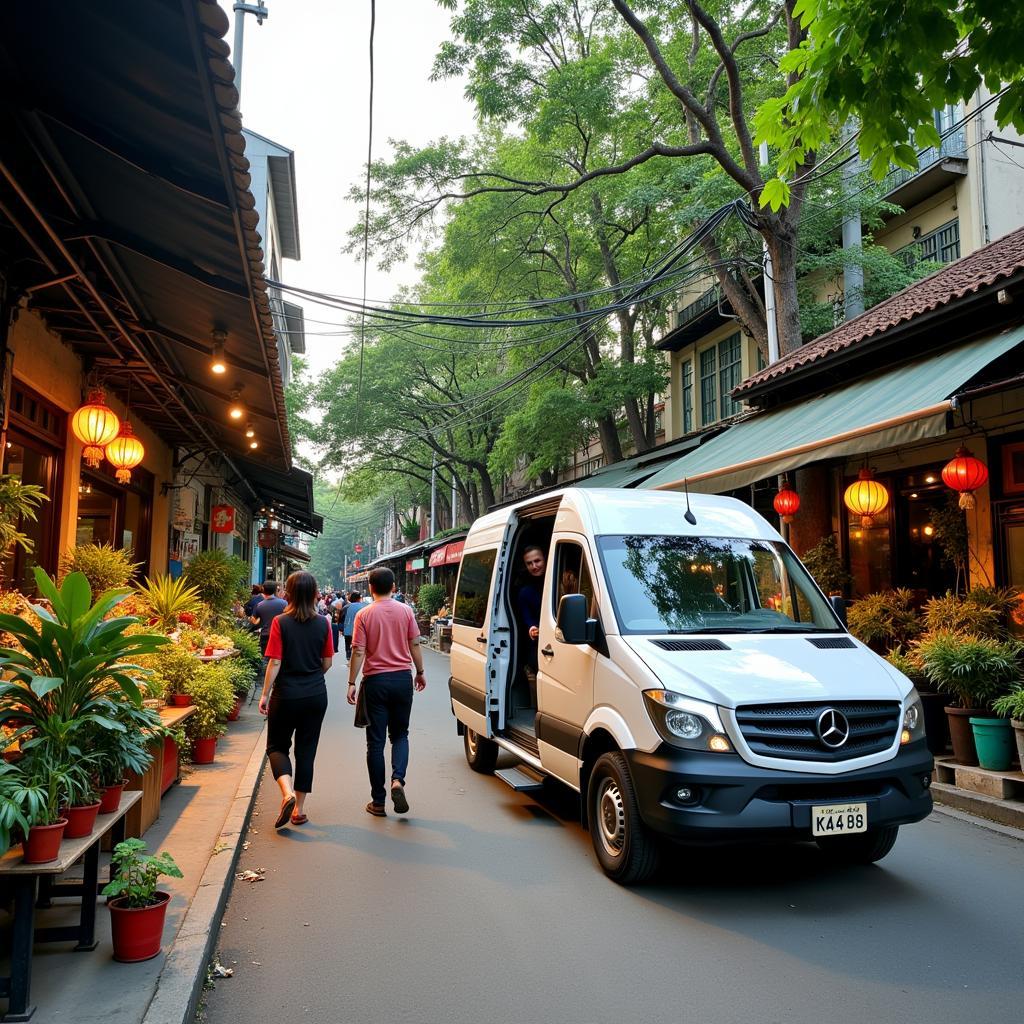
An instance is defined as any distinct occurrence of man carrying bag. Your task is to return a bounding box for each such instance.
[346,568,426,816]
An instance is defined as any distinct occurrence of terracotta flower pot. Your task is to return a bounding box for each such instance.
[227,696,242,722]
[99,781,127,814]
[945,706,982,766]
[192,736,217,764]
[64,801,102,839]
[22,819,68,864]
[203,646,214,657]
[170,693,193,708]
[108,891,171,962]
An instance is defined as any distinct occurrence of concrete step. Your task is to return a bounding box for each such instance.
[934,756,1024,800]
[931,781,1024,831]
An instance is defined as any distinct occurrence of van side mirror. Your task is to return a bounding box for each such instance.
[556,593,597,645]
[829,595,848,628]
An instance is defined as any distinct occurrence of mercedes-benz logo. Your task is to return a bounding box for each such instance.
[816,708,850,748]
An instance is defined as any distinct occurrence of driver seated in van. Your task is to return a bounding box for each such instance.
[516,544,546,709]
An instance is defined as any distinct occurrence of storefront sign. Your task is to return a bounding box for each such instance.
[180,532,201,565]
[211,504,235,533]
[410,557,426,571]
[444,540,465,565]
[257,527,280,549]
[428,546,447,568]
[172,486,196,530]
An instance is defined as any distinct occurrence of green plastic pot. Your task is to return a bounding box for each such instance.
[969,717,1014,772]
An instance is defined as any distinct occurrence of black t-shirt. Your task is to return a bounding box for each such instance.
[267,615,332,699]
[253,596,286,638]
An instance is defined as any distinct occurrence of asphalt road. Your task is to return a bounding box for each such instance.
[203,647,1024,1024]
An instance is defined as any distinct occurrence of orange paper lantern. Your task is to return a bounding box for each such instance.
[941,446,988,510]
[773,479,800,523]
[105,421,144,484]
[844,468,888,529]
[71,388,120,468]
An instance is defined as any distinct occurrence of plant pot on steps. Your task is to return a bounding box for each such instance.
[227,696,242,722]
[969,717,1014,772]
[99,781,127,814]
[192,736,217,764]
[108,891,171,962]
[1012,720,1024,770]
[64,801,102,839]
[945,707,982,766]
[22,819,68,864]
[920,692,952,755]
[170,693,193,708]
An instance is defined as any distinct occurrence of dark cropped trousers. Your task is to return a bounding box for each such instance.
[266,691,328,792]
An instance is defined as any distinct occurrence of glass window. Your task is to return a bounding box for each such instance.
[553,542,597,619]
[901,219,960,268]
[596,535,841,635]
[699,347,717,425]
[454,548,497,628]
[680,360,693,434]
[718,333,742,417]
[1,437,60,591]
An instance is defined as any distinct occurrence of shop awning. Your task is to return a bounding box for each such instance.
[577,432,709,489]
[643,325,1024,493]
[428,539,466,567]
[233,459,322,534]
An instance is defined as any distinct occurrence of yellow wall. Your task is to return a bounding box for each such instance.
[874,185,960,255]
[6,309,173,577]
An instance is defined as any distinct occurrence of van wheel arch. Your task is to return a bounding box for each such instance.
[579,728,620,826]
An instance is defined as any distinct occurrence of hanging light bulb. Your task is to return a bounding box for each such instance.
[71,388,120,468]
[249,438,259,450]
[105,421,145,484]
[210,329,228,375]
[228,386,245,420]
[244,421,256,438]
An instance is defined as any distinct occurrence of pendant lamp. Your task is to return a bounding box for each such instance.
[941,446,988,510]
[773,478,800,523]
[844,467,888,528]
[71,388,120,468]
[106,421,145,484]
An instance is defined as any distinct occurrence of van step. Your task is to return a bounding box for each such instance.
[495,766,546,793]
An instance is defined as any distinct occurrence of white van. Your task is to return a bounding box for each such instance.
[447,488,933,884]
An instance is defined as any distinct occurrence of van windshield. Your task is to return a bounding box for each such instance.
[596,535,842,635]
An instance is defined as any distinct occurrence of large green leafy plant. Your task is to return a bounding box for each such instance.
[0,567,169,760]
[135,574,203,632]
[183,549,251,612]
[102,838,182,907]
[59,543,139,594]
[914,633,1022,710]
[183,663,235,742]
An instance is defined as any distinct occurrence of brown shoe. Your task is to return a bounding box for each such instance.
[365,802,386,817]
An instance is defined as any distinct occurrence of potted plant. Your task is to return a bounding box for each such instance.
[58,542,139,594]
[89,700,164,813]
[914,631,1021,766]
[9,750,75,863]
[134,574,203,632]
[886,646,950,755]
[183,663,235,764]
[182,548,251,614]
[61,753,104,839]
[847,589,921,655]
[102,838,183,962]
[221,658,255,721]
[0,760,33,856]
[148,642,202,707]
[993,685,1024,769]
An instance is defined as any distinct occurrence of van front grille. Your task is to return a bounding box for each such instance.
[734,701,901,762]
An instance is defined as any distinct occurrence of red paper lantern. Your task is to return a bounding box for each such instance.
[941,446,988,510]
[773,478,800,523]
[354,544,363,554]
[844,468,889,529]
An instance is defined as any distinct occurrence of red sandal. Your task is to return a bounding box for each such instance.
[290,813,308,825]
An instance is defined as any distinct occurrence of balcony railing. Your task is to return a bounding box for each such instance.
[884,127,967,193]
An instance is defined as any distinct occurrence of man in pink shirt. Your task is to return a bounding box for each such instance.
[347,567,426,816]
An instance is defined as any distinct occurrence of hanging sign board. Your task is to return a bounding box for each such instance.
[444,540,465,565]
[211,505,235,533]
[258,527,280,549]
[173,487,197,530]
[428,546,448,568]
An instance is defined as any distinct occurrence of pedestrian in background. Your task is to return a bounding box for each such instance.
[347,568,425,817]
[250,580,286,661]
[258,571,334,828]
[330,591,346,654]
[341,590,362,660]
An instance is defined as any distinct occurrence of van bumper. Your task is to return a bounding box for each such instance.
[624,741,934,841]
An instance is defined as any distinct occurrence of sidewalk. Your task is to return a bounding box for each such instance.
[0,707,266,1024]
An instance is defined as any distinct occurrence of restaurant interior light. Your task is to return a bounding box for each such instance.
[210,329,228,375]
[229,387,245,420]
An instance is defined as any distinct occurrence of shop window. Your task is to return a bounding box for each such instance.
[680,359,693,434]
[79,466,154,576]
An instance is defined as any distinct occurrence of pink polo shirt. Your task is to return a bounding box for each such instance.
[352,598,420,676]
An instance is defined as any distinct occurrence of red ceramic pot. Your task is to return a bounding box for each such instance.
[98,781,126,814]
[227,696,242,722]
[177,612,196,626]
[64,801,102,839]
[170,693,193,708]
[203,646,214,657]
[22,819,67,864]
[192,736,217,764]
[108,891,171,962]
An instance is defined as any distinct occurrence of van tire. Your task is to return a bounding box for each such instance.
[464,728,499,774]
[588,752,660,885]
[816,824,899,864]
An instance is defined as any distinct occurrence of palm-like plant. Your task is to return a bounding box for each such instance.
[0,567,170,759]
[135,574,203,632]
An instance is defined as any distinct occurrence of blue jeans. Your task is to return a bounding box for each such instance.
[363,670,413,805]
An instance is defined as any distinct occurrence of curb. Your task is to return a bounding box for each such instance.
[141,724,266,1024]
[931,780,1024,832]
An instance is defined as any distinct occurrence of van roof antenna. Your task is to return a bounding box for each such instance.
[683,478,697,526]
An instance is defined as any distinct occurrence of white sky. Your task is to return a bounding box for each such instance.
[217,0,478,380]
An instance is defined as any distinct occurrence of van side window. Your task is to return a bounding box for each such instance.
[454,549,497,629]
[553,542,596,617]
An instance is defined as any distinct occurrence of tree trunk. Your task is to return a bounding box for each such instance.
[596,413,624,465]
[623,398,650,454]
[766,228,803,356]
[474,466,496,511]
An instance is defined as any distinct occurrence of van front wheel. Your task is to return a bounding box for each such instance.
[816,824,899,864]
[588,752,660,885]
[464,728,499,774]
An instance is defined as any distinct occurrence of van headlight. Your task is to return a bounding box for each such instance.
[901,695,925,746]
[643,690,733,753]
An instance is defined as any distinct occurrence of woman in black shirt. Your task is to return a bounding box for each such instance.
[258,571,334,828]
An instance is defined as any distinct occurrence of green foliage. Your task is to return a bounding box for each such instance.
[3,747,83,826]
[135,575,203,632]
[923,591,1004,640]
[847,589,921,652]
[86,699,165,788]
[401,520,422,541]
[886,645,923,680]
[993,685,1024,721]
[183,663,235,741]
[800,535,850,595]
[417,583,447,618]
[183,549,251,612]
[59,543,139,594]
[0,473,48,563]
[0,761,34,854]
[102,837,183,908]
[145,642,201,698]
[0,568,169,760]
[914,632,1022,710]
[226,628,262,680]
[928,493,969,587]
[757,0,1024,192]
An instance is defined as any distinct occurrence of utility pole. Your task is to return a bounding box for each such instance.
[231,1,269,104]
[451,470,457,531]
[759,142,780,365]
[429,454,437,584]
[840,121,865,321]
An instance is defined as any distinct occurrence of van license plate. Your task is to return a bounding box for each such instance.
[811,803,867,836]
